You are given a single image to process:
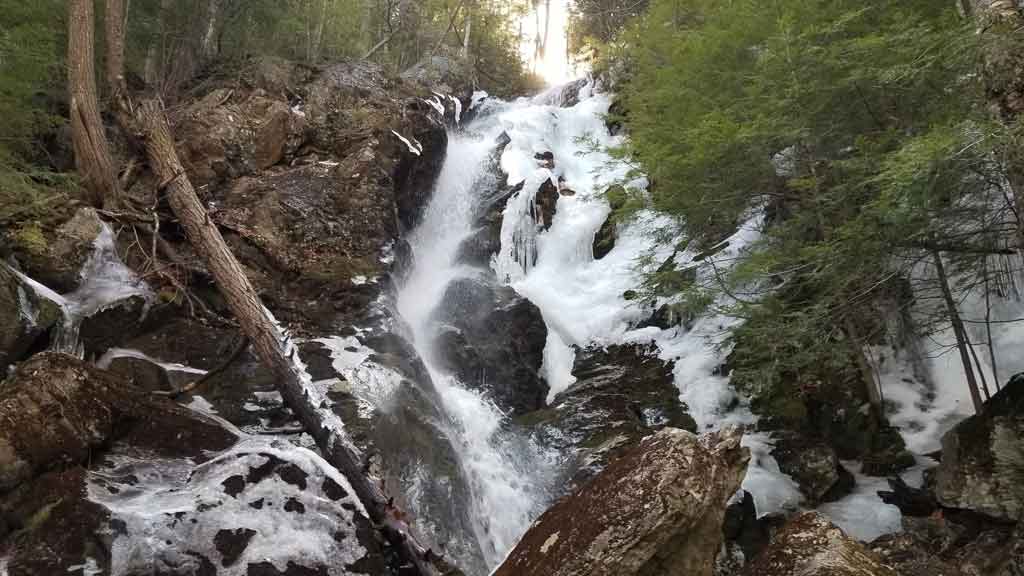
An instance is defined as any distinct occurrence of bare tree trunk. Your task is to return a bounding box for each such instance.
[932,250,985,413]
[105,0,127,97]
[69,0,121,209]
[462,0,472,58]
[144,0,173,86]
[984,259,1001,390]
[308,0,328,63]
[541,0,551,59]
[200,0,220,60]
[131,97,445,576]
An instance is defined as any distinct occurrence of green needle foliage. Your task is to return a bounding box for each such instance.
[612,0,1022,415]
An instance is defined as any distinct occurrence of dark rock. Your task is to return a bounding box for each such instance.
[742,512,897,576]
[0,264,61,369]
[534,178,559,230]
[932,372,1024,522]
[721,491,774,564]
[0,353,128,491]
[0,467,112,576]
[494,427,750,576]
[215,528,258,566]
[78,294,150,358]
[771,431,852,503]
[519,343,696,490]
[636,303,694,331]
[592,216,617,260]
[876,476,937,517]
[432,277,548,415]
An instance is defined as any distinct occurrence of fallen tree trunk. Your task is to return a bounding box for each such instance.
[130,98,445,576]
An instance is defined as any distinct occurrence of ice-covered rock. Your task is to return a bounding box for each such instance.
[88,437,389,575]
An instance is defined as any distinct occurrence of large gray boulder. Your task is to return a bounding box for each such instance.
[742,512,897,576]
[932,373,1024,522]
[494,426,749,576]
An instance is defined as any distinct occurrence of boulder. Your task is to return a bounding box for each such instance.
[743,512,897,576]
[771,431,853,503]
[0,265,61,370]
[7,207,102,293]
[870,515,1022,576]
[932,372,1024,522]
[432,277,548,415]
[520,343,696,490]
[493,426,749,576]
[0,353,130,491]
[401,54,475,95]
[176,88,302,189]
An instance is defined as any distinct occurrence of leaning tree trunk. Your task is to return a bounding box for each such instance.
[932,249,985,413]
[131,98,444,576]
[69,0,121,209]
[105,0,127,97]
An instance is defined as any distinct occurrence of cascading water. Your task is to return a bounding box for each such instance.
[6,220,151,357]
[394,101,557,570]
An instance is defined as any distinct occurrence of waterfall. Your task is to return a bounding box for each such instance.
[395,100,556,570]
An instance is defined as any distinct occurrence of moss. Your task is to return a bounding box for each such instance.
[23,498,63,532]
[513,407,557,428]
[10,223,49,257]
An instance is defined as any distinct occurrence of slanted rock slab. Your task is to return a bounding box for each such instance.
[494,426,749,576]
[742,512,897,576]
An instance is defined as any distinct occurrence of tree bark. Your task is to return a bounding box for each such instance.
[932,250,985,413]
[200,0,220,60]
[105,0,127,97]
[69,0,121,209]
[131,98,444,576]
[462,1,473,58]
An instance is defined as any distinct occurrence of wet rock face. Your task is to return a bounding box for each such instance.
[932,373,1024,522]
[494,427,750,576]
[770,432,853,504]
[742,512,897,576]
[432,277,549,415]
[300,336,488,575]
[521,343,696,490]
[0,266,61,369]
